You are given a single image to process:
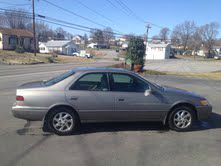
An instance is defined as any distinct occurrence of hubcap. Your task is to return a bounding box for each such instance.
[52,112,74,132]
[173,110,192,129]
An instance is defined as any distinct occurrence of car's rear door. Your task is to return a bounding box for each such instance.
[65,72,115,122]
[109,73,168,121]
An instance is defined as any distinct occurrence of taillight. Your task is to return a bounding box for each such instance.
[16,96,24,101]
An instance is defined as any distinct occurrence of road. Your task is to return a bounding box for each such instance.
[0,63,221,166]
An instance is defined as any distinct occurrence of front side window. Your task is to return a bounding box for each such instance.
[110,73,149,92]
[70,73,108,91]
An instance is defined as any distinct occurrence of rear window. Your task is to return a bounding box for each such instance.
[44,70,75,86]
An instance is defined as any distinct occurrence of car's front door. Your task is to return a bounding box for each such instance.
[109,73,168,121]
[66,72,115,122]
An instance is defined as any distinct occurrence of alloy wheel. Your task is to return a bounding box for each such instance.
[173,110,192,129]
[52,112,74,132]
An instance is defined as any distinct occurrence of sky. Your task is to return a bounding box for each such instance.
[0,0,221,38]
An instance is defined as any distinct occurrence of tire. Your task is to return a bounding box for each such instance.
[47,107,79,136]
[168,106,195,131]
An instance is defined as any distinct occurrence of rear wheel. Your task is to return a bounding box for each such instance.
[48,107,79,135]
[168,106,195,131]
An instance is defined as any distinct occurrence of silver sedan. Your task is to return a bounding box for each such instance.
[12,67,212,135]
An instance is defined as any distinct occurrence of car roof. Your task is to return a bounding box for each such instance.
[72,67,134,74]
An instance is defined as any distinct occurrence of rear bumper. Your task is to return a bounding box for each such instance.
[196,105,212,120]
[12,105,47,121]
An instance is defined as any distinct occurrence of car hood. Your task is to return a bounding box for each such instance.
[162,86,203,98]
[18,81,45,89]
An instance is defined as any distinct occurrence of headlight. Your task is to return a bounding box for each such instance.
[200,100,209,106]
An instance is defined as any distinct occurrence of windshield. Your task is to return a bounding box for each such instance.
[44,70,75,86]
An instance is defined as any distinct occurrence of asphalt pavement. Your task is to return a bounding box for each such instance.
[0,63,221,166]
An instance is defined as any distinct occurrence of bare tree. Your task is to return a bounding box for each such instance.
[200,22,220,57]
[159,27,170,41]
[83,33,88,48]
[171,21,196,51]
[151,35,160,43]
[27,21,55,42]
[54,27,66,40]
[3,9,31,29]
[90,29,104,44]
[102,27,114,44]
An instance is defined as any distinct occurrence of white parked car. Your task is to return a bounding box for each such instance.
[72,52,80,56]
[72,50,92,58]
[214,54,221,60]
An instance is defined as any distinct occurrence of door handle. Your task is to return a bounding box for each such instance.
[70,97,78,100]
[118,98,125,101]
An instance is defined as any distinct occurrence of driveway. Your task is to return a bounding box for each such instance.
[144,59,221,73]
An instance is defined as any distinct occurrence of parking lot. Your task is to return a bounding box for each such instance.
[0,63,221,166]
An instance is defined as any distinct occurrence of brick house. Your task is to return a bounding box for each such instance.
[0,27,35,51]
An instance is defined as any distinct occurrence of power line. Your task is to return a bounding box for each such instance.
[42,0,109,28]
[0,8,126,36]
[106,0,167,29]
[74,0,114,23]
[105,0,132,18]
[0,10,170,40]
[115,0,145,22]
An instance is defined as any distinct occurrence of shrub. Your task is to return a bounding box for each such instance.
[15,45,25,53]
[126,37,145,68]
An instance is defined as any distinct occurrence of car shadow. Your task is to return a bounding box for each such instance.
[72,112,221,135]
[192,112,221,131]
[74,121,169,135]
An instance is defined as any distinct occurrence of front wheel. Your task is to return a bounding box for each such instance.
[168,106,195,131]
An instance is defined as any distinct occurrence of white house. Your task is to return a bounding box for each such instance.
[72,35,84,45]
[39,40,79,55]
[145,43,171,60]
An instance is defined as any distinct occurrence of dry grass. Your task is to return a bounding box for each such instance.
[86,49,107,58]
[167,71,221,80]
[0,50,94,65]
[56,55,94,63]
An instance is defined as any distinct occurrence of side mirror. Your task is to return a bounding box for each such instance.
[144,88,152,96]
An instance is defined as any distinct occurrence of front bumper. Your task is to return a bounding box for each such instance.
[12,105,47,121]
[196,105,212,120]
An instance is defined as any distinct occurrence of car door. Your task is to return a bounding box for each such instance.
[66,72,115,122]
[109,73,168,121]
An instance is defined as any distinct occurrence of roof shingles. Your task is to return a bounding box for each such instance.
[0,27,33,38]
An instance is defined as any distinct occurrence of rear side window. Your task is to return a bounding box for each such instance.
[44,70,75,86]
[70,73,109,91]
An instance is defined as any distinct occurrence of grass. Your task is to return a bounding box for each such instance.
[0,50,94,65]
[167,71,221,80]
[142,70,167,75]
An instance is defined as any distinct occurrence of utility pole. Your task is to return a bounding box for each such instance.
[146,24,151,44]
[32,0,37,56]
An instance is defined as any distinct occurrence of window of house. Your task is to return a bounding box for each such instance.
[40,47,45,50]
[70,73,109,91]
[158,47,163,51]
[110,73,149,92]
[9,37,17,46]
[19,38,24,46]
